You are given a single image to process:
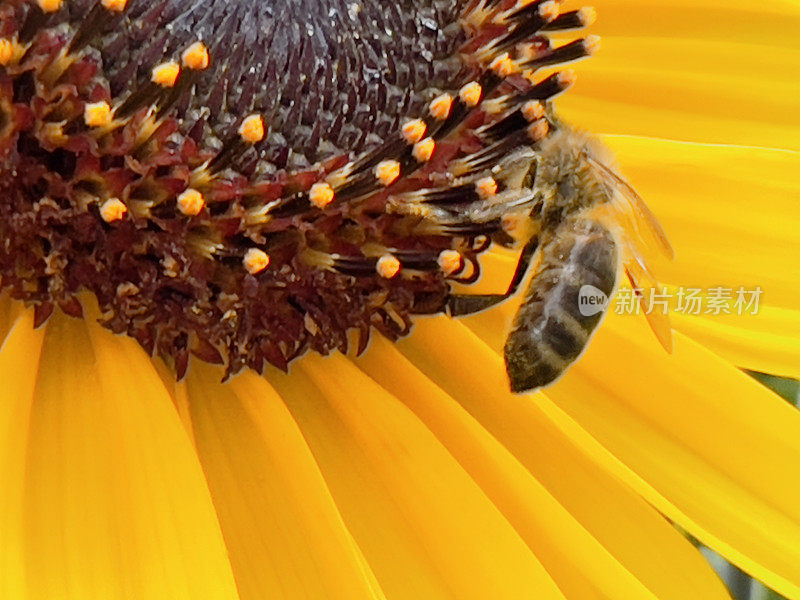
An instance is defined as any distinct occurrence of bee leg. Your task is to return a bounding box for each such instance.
[447,236,538,317]
[504,217,618,393]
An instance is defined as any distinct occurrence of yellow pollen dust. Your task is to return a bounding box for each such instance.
[459,81,482,107]
[412,137,435,163]
[177,189,206,216]
[437,250,463,276]
[429,93,453,120]
[401,119,427,144]
[528,119,550,141]
[521,100,544,122]
[376,255,401,279]
[476,176,498,199]
[100,198,127,223]
[243,248,270,275]
[309,182,335,208]
[182,42,210,70]
[101,0,128,12]
[151,61,181,87]
[84,101,113,127]
[239,114,266,143]
[375,160,401,187]
[490,53,518,78]
[37,0,62,13]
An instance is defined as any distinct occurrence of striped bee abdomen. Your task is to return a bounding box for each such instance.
[504,217,618,393]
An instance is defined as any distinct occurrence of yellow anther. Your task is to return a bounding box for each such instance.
[412,137,435,163]
[177,189,206,216]
[309,182,335,209]
[0,39,16,66]
[579,7,598,26]
[182,41,210,70]
[37,0,62,13]
[521,100,544,122]
[584,35,602,55]
[429,93,453,121]
[539,0,559,21]
[490,53,518,78]
[437,250,463,276]
[376,254,401,279]
[459,81,483,107]
[239,114,266,144]
[101,0,128,12]
[375,160,401,187]
[527,119,550,141]
[151,61,181,87]
[476,176,498,199]
[84,101,112,128]
[100,198,127,223]
[243,248,270,275]
[401,119,427,144]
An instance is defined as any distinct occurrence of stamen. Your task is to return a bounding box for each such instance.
[527,119,550,141]
[429,93,454,121]
[412,138,435,163]
[177,189,206,216]
[309,182,335,208]
[151,61,181,88]
[84,101,113,128]
[239,114,266,144]
[438,250,464,276]
[375,160,401,186]
[402,119,427,144]
[243,248,270,274]
[376,254,401,279]
[521,100,544,122]
[476,177,499,199]
[459,81,483,107]
[100,198,128,223]
[101,0,128,12]
[37,0,63,13]
[181,42,210,70]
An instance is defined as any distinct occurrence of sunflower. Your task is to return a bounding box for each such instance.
[0,0,798,599]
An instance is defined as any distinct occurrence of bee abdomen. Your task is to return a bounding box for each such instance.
[504,218,617,393]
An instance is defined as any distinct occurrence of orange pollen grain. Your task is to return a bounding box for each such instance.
[151,61,181,87]
[490,53,517,78]
[401,119,427,144]
[437,250,463,276]
[429,93,453,120]
[309,182,335,208]
[558,69,577,88]
[100,198,127,223]
[177,189,206,216]
[84,101,113,127]
[0,40,15,66]
[182,42,210,70]
[521,100,544,122]
[476,177,498,199]
[101,0,128,12]
[579,7,598,26]
[459,81,482,107]
[375,160,401,187]
[239,114,266,143]
[243,248,270,274]
[376,255,401,279]
[584,35,601,55]
[412,138,435,163]
[539,1,559,21]
[528,119,550,141]
[37,0,62,13]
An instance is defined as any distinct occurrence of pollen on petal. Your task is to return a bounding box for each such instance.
[151,61,181,87]
[177,189,206,216]
[100,198,127,223]
[84,101,112,127]
[243,248,270,274]
[239,114,266,144]
[182,42,210,70]
[309,182,335,209]
[375,160,401,187]
[376,254,401,279]
[437,250,463,276]
[412,137,435,163]
[401,119,427,144]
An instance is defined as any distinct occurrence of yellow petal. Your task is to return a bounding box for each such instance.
[269,354,566,600]
[4,312,240,600]
[356,334,729,600]
[180,363,385,600]
[560,2,800,149]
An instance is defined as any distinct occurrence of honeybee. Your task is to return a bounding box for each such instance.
[444,121,675,392]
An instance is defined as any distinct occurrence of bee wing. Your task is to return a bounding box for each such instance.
[623,252,674,353]
[586,155,675,260]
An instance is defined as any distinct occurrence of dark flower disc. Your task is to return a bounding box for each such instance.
[0,0,595,377]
